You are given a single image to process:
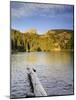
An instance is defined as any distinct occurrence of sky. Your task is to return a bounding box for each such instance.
[11,2,74,34]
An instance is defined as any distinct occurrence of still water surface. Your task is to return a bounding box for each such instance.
[11,51,74,98]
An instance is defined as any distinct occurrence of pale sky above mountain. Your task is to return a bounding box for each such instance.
[11,1,74,34]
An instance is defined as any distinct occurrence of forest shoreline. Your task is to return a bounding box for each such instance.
[11,29,74,54]
[11,49,74,54]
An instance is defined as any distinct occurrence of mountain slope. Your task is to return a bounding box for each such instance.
[11,29,74,53]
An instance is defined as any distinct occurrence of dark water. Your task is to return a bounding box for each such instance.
[10,51,74,98]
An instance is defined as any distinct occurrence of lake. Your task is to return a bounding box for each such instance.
[10,51,74,98]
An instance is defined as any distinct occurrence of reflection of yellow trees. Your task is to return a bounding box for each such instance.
[24,52,73,66]
[11,29,73,53]
[44,51,72,64]
[25,53,37,63]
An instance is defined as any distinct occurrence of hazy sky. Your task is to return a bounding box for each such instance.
[11,2,74,34]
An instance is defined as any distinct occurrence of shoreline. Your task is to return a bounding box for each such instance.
[11,49,74,54]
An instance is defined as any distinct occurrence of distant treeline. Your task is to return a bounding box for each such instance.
[11,29,74,53]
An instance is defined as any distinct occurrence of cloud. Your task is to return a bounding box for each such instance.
[11,2,73,18]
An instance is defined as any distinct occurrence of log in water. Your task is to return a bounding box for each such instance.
[27,67,47,97]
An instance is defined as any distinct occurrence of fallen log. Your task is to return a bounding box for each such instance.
[27,67,47,97]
